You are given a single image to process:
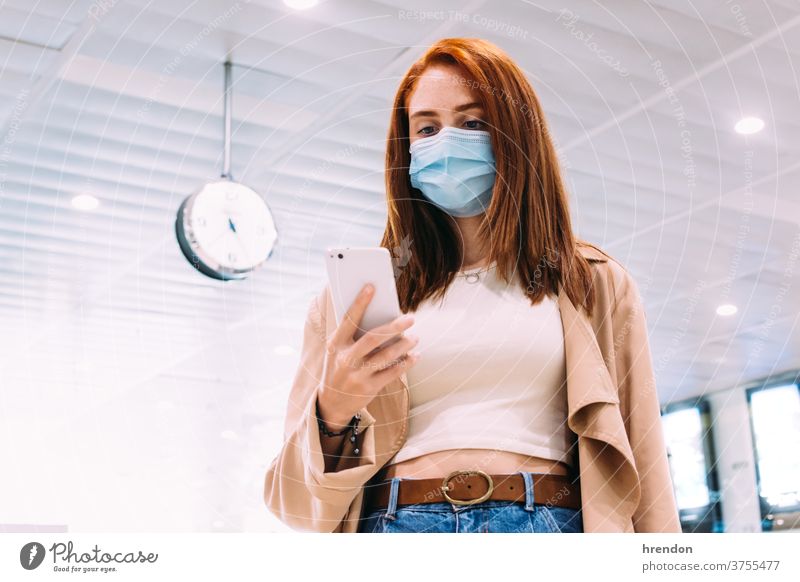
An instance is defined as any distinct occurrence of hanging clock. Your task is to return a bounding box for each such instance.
[175,180,278,280]
[175,61,278,280]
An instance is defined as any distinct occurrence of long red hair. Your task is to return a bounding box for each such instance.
[381,37,598,316]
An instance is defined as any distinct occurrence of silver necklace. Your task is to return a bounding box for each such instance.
[456,263,496,284]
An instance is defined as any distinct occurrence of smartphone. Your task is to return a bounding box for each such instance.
[325,247,403,348]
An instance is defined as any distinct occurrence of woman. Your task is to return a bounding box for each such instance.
[264,38,681,534]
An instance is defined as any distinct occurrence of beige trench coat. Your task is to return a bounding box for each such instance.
[264,243,682,533]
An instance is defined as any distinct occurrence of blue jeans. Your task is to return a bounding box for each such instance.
[358,472,583,533]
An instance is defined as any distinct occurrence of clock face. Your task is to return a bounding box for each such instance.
[176,180,278,279]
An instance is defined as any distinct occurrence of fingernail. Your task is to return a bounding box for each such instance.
[363,284,374,295]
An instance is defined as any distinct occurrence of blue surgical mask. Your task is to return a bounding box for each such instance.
[408,126,496,217]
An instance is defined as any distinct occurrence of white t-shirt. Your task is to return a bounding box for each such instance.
[388,261,576,469]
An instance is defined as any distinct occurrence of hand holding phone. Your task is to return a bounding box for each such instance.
[325,247,402,344]
[317,248,421,430]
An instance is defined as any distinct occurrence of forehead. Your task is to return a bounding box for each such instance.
[406,64,482,112]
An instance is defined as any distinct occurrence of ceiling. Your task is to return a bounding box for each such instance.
[0,0,798,532]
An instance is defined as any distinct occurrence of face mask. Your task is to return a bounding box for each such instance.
[408,126,496,217]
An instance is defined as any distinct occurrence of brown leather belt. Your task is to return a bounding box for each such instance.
[363,470,581,511]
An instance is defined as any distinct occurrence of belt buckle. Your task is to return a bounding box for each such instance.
[441,470,494,506]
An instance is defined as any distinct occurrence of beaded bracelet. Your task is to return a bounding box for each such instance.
[315,399,362,455]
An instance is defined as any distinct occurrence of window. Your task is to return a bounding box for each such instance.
[662,399,721,532]
[663,407,711,508]
[748,383,800,513]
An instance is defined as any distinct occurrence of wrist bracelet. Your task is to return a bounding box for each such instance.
[315,400,362,456]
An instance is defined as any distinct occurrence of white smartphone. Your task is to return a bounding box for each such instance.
[325,246,403,347]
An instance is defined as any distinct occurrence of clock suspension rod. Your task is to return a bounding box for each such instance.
[222,59,233,180]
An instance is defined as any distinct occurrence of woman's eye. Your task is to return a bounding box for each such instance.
[417,126,437,136]
[463,119,485,129]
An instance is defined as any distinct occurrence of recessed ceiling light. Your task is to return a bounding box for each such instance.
[716,304,738,316]
[274,344,296,356]
[71,194,99,211]
[221,430,238,441]
[734,116,764,134]
[283,0,318,10]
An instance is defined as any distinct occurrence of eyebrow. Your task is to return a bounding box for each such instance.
[409,101,484,120]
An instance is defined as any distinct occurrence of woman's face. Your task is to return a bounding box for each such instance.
[406,64,488,147]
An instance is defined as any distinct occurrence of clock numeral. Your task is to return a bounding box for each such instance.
[197,217,207,226]
[228,252,237,263]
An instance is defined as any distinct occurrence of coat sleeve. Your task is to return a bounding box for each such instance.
[263,288,379,532]
[609,264,682,533]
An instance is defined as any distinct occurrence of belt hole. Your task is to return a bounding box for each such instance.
[467,485,471,489]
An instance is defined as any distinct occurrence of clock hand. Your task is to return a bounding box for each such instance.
[228,217,237,233]
[204,228,229,250]
[231,228,252,265]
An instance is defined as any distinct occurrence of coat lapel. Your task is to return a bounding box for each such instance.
[557,281,641,532]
